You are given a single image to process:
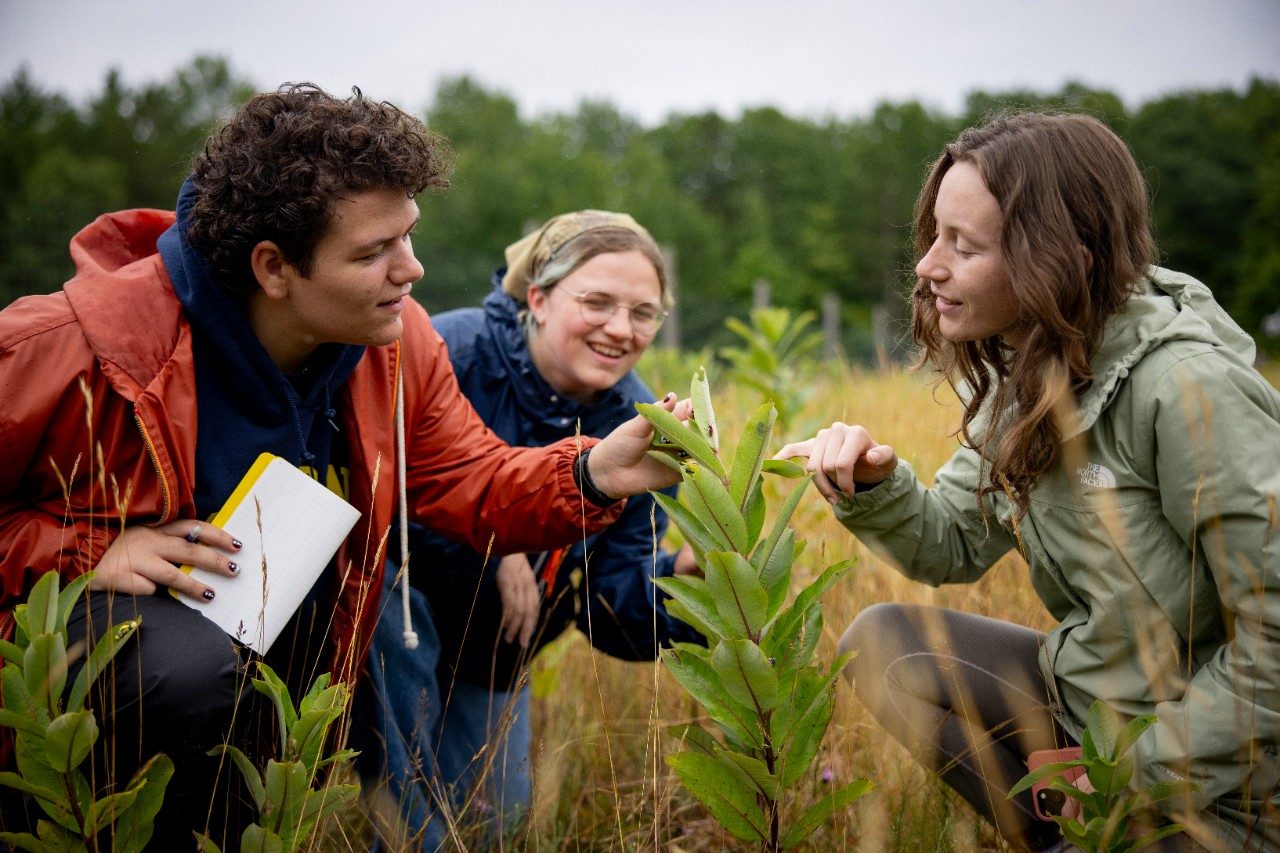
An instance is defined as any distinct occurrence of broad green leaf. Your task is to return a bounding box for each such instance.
[689,367,719,453]
[0,640,25,667]
[750,477,811,572]
[23,573,59,639]
[761,560,854,656]
[297,782,360,828]
[67,617,140,712]
[297,673,333,716]
[710,639,778,713]
[84,788,139,838]
[0,771,59,803]
[666,723,720,757]
[1087,700,1121,758]
[34,820,82,852]
[719,750,779,799]
[662,647,761,749]
[666,751,767,843]
[240,824,284,853]
[1081,725,1099,762]
[209,744,265,808]
[635,402,725,480]
[43,710,96,773]
[193,833,224,853]
[267,760,311,846]
[774,681,835,787]
[54,573,93,636]
[758,529,793,615]
[653,491,727,557]
[776,602,823,672]
[2,663,36,719]
[1008,759,1090,797]
[729,403,776,512]
[654,576,732,640]
[23,633,67,713]
[13,739,77,833]
[0,709,43,738]
[705,552,768,637]
[780,779,874,847]
[761,458,806,478]
[113,753,174,853]
[252,664,297,752]
[1113,713,1156,757]
[684,466,748,552]
[0,830,60,853]
[293,707,344,781]
[744,482,766,548]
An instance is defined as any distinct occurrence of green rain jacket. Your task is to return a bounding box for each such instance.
[836,268,1280,848]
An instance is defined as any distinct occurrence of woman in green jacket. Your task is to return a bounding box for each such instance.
[778,112,1279,851]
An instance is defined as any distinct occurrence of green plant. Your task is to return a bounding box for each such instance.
[1010,700,1199,852]
[638,368,872,851]
[196,663,359,853]
[0,570,171,852]
[719,308,823,429]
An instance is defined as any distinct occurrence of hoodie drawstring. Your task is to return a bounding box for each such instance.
[396,360,419,650]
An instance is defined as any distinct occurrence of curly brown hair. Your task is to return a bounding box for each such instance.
[186,83,451,291]
[911,112,1156,513]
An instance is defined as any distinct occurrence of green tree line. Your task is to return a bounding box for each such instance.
[2,56,1277,358]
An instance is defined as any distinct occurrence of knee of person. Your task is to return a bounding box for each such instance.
[838,602,908,686]
[139,622,242,715]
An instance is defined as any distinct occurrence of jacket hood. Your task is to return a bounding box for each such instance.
[1072,266,1258,438]
[63,209,183,395]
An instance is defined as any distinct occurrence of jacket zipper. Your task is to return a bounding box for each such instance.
[133,412,172,523]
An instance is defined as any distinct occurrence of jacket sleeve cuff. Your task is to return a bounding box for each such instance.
[833,461,913,519]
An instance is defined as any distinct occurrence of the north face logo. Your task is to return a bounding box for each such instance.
[1078,462,1117,488]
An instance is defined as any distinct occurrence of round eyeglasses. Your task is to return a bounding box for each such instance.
[564,290,668,336]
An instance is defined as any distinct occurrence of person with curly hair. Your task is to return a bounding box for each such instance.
[778,112,1280,851]
[0,84,684,845]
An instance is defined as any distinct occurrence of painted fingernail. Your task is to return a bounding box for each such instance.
[228,561,239,575]
[231,538,243,550]
[202,589,215,601]
[663,392,675,402]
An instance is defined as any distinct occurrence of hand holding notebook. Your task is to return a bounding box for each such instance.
[175,453,360,653]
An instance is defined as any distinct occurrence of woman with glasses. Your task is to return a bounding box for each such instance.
[359,210,701,849]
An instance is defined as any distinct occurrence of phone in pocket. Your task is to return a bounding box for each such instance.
[1027,747,1085,821]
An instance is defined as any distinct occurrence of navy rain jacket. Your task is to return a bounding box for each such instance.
[419,277,703,690]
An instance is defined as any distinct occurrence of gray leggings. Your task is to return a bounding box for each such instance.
[840,603,1207,852]
[841,603,1068,850]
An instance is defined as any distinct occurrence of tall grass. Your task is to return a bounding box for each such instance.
[477,360,1052,851]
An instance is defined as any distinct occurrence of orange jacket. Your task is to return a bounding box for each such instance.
[0,209,621,676]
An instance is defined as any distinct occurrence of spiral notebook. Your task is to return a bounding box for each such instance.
[174,453,361,653]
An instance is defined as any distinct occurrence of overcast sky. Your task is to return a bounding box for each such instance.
[3,1,1279,124]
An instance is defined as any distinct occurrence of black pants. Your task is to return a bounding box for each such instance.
[1,590,330,849]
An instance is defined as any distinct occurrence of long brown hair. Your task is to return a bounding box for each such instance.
[911,112,1156,512]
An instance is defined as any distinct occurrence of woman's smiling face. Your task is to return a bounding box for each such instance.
[526,249,663,404]
[915,161,1023,346]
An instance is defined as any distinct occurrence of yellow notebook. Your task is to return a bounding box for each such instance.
[174,453,361,653]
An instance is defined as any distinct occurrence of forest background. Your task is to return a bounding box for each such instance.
[1,56,1278,360]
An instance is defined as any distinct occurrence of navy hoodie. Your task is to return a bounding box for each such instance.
[157,178,365,520]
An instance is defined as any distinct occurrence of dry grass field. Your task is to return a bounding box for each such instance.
[433,360,1059,852]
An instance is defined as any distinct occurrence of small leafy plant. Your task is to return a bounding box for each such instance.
[1009,700,1199,852]
[0,570,171,852]
[639,368,872,851]
[720,307,823,429]
[196,663,359,853]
